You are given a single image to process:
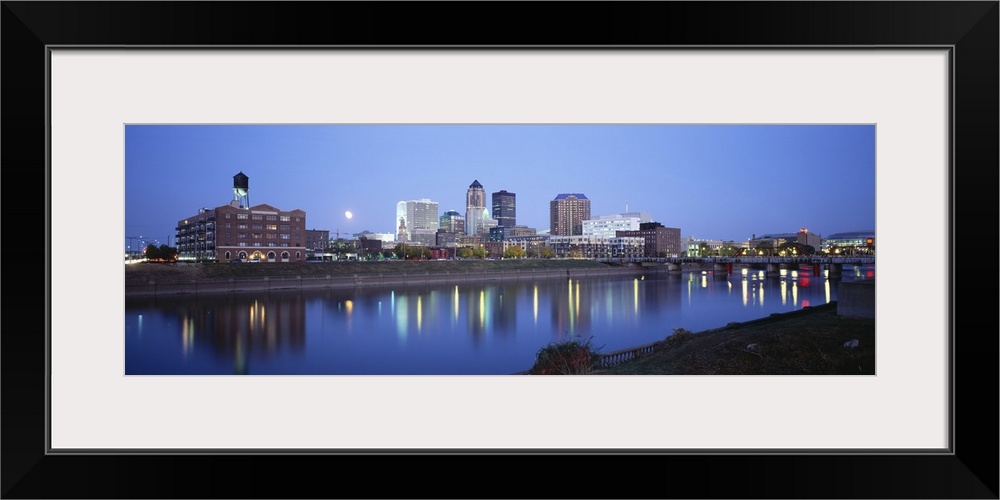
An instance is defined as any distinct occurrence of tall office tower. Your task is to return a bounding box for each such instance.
[465,180,486,235]
[396,198,440,243]
[408,198,439,231]
[492,190,516,228]
[549,193,591,236]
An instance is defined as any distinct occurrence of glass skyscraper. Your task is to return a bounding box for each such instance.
[492,190,516,228]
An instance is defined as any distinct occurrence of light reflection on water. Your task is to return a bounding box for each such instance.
[125,265,874,375]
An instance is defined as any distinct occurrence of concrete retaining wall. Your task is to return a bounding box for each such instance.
[125,266,672,297]
[837,279,875,318]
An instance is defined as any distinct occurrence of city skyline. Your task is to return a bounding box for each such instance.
[125,124,876,249]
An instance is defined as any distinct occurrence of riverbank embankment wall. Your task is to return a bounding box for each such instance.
[125,266,673,297]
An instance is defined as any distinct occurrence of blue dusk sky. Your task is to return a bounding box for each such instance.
[124,124,875,248]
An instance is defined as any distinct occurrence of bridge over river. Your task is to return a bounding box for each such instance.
[595,256,876,278]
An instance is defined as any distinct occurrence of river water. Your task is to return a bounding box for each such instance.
[125,264,875,375]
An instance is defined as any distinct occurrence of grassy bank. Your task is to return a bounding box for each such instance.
[125,259,614,284]
[590,302,876,375]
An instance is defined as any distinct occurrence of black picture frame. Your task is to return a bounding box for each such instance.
[3,2,997,498]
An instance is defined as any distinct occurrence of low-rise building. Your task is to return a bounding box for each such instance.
[546,235,645,259]
[489,225,538,242]
[822,231,875,255]
[436,229,458,246]
[503,235,549,256]
[305,229,330,251]
[177,202,307,263]
[747,228,823,255]
[582,212,650,238]
[616,222,681,257]
[409,227,438,247]
[682,236,725,257]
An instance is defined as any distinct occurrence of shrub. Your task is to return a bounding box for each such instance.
[530,336,603,375]
[665,327,695,347]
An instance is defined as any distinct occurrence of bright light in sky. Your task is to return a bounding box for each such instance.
[125,124,875,246]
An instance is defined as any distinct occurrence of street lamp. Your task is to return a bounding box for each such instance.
[126,235,143,263]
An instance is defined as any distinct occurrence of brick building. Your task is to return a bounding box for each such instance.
[616,222,682,257]
[175,172,307,263]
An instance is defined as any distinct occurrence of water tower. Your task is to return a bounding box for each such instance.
[233,171,249,208]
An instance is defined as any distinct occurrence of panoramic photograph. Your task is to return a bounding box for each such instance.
[124,124,876,375]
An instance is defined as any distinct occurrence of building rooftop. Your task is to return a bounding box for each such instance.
[826,231,875,239]
[553,193,589,200]
[757,233,800,239]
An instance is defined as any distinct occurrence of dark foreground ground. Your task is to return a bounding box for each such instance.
[592,302,876,375]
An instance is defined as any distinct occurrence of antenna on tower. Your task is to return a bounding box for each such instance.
[626,201,629,213]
